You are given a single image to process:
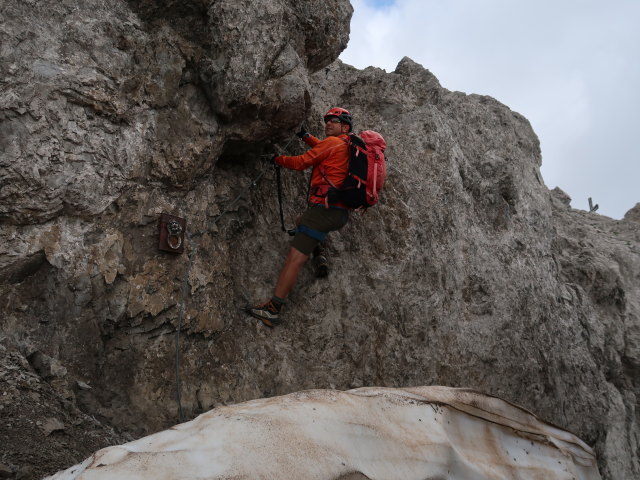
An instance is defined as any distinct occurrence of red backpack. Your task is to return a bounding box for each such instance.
[326,131,387,209]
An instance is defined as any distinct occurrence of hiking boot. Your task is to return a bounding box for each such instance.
[313,254,329,278]
[313,245,329,278]
[246,300,282,327]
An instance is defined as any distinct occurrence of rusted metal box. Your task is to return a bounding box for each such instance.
[158,213,186,254]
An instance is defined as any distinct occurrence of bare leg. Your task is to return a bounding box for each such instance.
[274,247,310,299]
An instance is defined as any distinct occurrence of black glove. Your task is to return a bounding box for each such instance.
[296,125,309,138]
[271,155,281,167]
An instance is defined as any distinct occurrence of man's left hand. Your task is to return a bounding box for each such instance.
[296,125,309,138]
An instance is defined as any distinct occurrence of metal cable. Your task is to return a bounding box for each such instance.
[174,233,194,423]
[275,165,287,232]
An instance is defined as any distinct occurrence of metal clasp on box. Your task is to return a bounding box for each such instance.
[159,213,186,254]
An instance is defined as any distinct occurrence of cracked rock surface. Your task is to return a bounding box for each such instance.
[0,1,638,479]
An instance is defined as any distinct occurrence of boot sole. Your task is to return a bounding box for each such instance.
[244,307,281,327]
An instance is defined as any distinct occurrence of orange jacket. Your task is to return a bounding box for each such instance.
[275,134,349,207]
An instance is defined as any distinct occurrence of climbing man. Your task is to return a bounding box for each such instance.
[247,107,353,327]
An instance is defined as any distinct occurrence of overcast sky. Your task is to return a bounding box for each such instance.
[340,0,639,219]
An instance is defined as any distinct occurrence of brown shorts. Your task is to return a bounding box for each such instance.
[291,205,350,255]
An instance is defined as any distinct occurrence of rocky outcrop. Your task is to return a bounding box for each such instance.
[0,0,351,225]
[45,387,601,480]
[0,1,638,479]
[305,59,640,480]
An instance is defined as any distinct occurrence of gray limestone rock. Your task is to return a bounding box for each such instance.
[624,203,640,223]
[0,1,638,479]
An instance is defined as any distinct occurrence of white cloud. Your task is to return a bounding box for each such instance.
[342,0,640,218]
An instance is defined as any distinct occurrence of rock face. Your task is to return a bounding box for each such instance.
[44,387,601,480]
[0,1,638,479]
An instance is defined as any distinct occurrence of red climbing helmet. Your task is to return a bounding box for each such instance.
[323,107,352,131]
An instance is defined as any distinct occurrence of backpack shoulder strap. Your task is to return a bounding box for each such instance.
[349,133,366,149]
